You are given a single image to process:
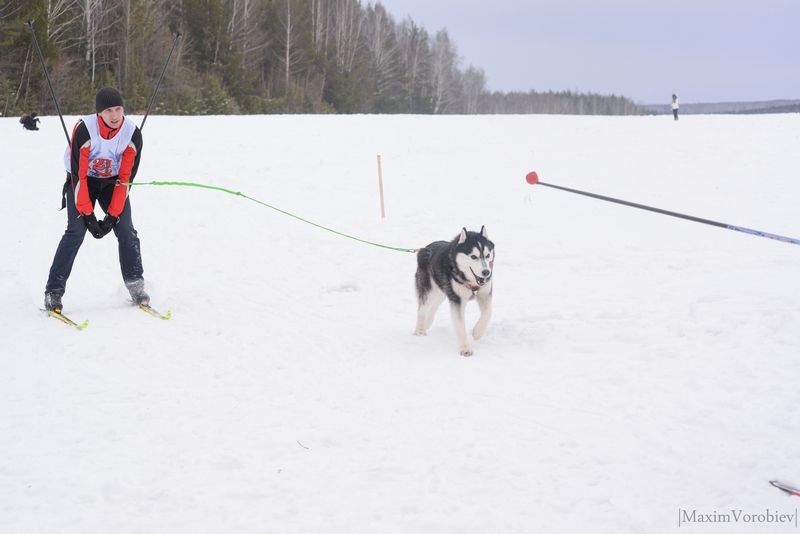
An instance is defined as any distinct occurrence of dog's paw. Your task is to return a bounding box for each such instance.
[413,329,427,336]
[472,319,490,340]
[459,347,474,357]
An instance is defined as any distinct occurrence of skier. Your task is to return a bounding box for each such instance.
[671,94,679,120]
[44,87,149,312]
[20,112,40,130]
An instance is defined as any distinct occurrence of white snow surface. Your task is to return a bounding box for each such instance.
[2,113,799,533]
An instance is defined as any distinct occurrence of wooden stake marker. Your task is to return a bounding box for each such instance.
[377,154,386,218]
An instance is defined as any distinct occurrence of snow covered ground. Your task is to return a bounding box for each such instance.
[1,112,799,533]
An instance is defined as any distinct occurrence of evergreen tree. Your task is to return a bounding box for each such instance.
[0,0,645,116]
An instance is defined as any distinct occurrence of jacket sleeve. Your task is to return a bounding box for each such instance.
[107,127,143,218]
[69,122,94,216]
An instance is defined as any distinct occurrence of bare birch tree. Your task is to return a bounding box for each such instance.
[271,0,302,93]
[77,0,119,84]
[363,3,402,106]
[310,0,329,54]
[228,0,267,71]
[45,0,82,50]
[430,29,459,113]
[396,18,431,112]
[461,66,485,114]
[330,0,363,72]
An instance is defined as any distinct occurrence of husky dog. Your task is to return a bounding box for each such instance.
[414,226,494,356]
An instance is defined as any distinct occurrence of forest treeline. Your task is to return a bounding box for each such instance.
[1,0,644,117]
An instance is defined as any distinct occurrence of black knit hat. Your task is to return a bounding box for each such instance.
[95,87,124,113]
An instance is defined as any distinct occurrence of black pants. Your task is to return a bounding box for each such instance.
[45,175,144,296]
[673,109,679,120]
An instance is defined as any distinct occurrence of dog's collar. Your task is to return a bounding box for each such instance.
[460,277,483,293]
[452,267,484,293]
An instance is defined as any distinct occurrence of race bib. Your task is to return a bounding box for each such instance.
[89,158,114,177]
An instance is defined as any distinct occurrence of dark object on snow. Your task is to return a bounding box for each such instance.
[20,113,40,131]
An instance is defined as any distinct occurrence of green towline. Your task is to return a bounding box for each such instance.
[126,180,418,253]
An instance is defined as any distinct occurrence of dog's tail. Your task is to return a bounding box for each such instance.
[416,245,432,270]
[414,245,433,301]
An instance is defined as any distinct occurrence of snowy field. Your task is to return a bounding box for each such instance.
[1,112,799,533]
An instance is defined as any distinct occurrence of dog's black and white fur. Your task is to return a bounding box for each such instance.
[414,226,494,356]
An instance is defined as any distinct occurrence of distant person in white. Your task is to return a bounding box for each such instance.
[671,94,679,120]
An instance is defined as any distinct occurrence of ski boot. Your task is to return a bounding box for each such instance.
[125,279,150,306]
[44,292,63,313]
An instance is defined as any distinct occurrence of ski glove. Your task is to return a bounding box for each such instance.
[97,214,118,238]
[82,213,104,239]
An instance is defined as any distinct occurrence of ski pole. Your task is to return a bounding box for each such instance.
[140,32,182,131]
[525,171,800,246]
[26,19,70,145]
[770,480,800,497]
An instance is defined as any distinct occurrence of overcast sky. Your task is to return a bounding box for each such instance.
[376,0,800,104]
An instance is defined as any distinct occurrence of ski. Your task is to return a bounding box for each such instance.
[45,309,89,330]
[770,480,800,497]
[138,303,172,320]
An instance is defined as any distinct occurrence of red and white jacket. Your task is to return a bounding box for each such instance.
[64,115,143,217]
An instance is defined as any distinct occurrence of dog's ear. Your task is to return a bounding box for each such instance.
[480,225,488,239]
[458,227,468,244]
